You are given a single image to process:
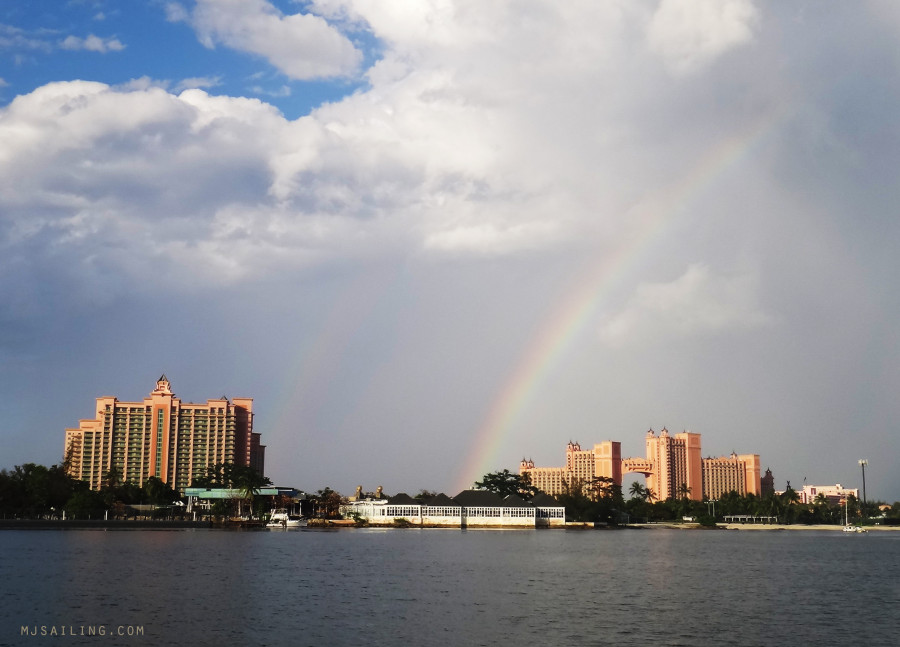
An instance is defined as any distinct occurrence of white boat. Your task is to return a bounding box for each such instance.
[266,508,307,529]
[841,497,867,533]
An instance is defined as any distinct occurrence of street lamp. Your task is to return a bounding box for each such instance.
[858,459,868,509]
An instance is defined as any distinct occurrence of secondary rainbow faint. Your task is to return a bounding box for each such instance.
[453,107,789,493]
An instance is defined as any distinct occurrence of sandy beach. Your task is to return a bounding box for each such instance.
[631,522,900,531]
[720,523,899,531]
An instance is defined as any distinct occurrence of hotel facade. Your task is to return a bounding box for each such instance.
[64,376,264,493]
[520,428,760,502]
[701,452,761,501]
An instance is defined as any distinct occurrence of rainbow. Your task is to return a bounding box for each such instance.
[453,108,788,493]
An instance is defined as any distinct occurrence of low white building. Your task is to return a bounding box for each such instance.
[342,490,566,528]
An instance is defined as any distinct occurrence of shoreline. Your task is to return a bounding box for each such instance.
[631,522,900,531]
[0,519,210,530]
[3,519,898,532]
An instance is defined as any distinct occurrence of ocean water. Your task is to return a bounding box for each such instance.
[1,527,897,647]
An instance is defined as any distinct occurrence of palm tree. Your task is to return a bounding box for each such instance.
[676,483,693,519]
[629,481,646,500]
[231,466,271,519]
[779,485,800,524]
[102,467,121,490]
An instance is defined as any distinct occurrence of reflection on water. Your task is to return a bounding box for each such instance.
[1,528,898,646]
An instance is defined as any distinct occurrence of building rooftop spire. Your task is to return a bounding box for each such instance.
[153,374,172,395]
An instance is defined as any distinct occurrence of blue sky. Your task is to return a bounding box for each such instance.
[1,1,371,116]
[2,1,900,501]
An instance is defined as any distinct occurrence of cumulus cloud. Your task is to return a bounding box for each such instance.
[59,34,125,53]
[0,82,289,291]
[646,0,759,75]
[0,1,788,302]
[0,1,892,308]
[598,264,773,346]
[170,0,362,80]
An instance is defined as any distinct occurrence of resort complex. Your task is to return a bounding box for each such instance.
[520,428,761,502]
[64,376,265,492]
[47,374,895,532]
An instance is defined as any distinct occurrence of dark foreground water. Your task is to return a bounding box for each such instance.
[1,527,898,647]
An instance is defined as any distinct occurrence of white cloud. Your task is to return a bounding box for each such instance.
[174,76,223,92]
[598,264,773,346]
[175,0,362,80]
[249,84,291,98]
[0,1,780,295]
[0,1,887,302]
[115,76,170,92]
[164,2,190,23]
[646,0,759,75]
[0,23,53,53]
[423,221,561,257]
[60,34,125,53]
[0,82,289,285]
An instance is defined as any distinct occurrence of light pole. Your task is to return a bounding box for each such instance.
[858,459,868,511]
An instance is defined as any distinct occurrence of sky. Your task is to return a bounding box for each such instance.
[2,0,899,501]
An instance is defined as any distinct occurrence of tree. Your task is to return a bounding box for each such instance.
[556,479,595,522]
[102,467,121,490]
[474,470,538,500]
[311,487,344,518]
[629,481,648,501]
[231,465,271,518]
[779,486,801,524]
[590,476,623,503]
[625,482,654,522]
[65,488,105,519]
[189,463,270,518]
[144,477,179,506]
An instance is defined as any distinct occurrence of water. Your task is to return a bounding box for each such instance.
[1,528,898,646]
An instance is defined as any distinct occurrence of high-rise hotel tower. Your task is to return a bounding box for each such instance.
[64,376,265,492]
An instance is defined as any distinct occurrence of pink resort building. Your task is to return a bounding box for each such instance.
[64,375,264,493]
[796,483,859,505]
[520,428,761,502]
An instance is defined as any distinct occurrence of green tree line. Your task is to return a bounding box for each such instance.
[473,470,900,526]
[623,483,900,526]
[0,462,181,520]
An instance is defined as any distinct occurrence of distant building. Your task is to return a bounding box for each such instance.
[64,375,264,493]
[798,483,859,505]
[701,453,761,501]
[761,468,775,497]
[632,428,703,502]
[522,429,761,502]
[519,440,621,499]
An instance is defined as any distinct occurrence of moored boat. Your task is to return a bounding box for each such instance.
[266,508,307,529]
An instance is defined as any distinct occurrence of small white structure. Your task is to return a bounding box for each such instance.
[342,491,566,528]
